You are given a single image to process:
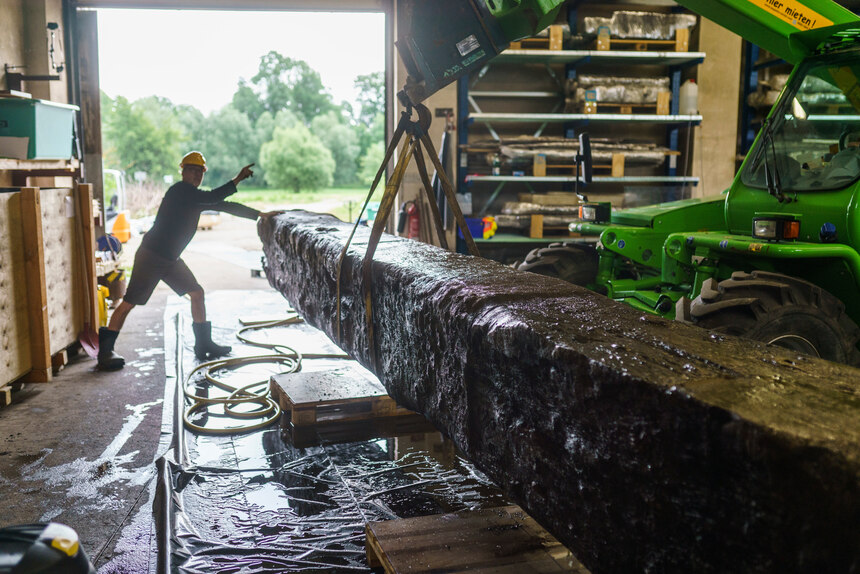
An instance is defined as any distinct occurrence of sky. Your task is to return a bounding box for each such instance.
[97,9,385,116]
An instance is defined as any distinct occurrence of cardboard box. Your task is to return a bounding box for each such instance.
[0,136,29,160]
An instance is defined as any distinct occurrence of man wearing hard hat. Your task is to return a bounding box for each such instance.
[97,151,268,370]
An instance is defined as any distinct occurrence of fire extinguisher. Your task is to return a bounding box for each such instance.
[397,201,420,239]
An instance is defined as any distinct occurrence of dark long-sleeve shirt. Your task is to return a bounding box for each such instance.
[140,180,260,260]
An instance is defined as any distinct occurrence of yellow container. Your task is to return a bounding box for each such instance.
[97,285,109,327]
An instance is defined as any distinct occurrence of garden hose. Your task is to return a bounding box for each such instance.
[182,316,351,435]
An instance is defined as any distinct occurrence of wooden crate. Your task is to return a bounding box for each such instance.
[270,363,415,427]
[509,25,565,51]
[596,27,689,52]
[365,505,590,573]
[0,184,96,386]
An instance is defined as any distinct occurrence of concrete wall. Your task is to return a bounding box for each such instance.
[691,18,743,197]
[1,0,69,102]
[0,0,27,97]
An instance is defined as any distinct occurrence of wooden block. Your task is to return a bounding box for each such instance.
[51,349,68,374]
[596,28,610,51]
[0,386,11,407]
[675,27,690,52]
[611,154,626,178]
[20,188,51,383]
[509,40,522,50]
[271,363,416,427]
[533,154,547,177]
[529,214,544,239]
[549,25,564,50]
[365,505,589,573]
[291,406,318,426]
[657,91,671,116]
[620,105,633,114]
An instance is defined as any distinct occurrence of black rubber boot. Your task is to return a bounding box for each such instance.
[193,321,232,360]
[98,327,125,371]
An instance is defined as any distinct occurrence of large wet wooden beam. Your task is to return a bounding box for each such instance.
[259,210,860,573]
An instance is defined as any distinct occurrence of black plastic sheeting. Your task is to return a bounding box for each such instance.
[153,291,508,573]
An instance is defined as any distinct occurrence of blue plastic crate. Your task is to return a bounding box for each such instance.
[458,217,484,239]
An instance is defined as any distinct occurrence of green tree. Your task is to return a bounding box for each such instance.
[236,52,335,125]
[196,104,258,186]
[103,95,183,180]
[354,71,385,128]
[232,82,266,124]
[311,111,360,186]
[260,124,334,192]
[358,141,385,186]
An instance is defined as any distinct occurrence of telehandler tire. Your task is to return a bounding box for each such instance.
[516,242,598,286]
[688,270,860,366]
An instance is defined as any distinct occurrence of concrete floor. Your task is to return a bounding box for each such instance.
[0,213,272,571]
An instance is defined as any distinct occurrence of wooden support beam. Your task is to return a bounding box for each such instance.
[77,10,106,237]
[77,183,98,330]
[20,188,51,383]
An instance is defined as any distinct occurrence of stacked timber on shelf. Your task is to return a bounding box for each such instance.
[583,11,696,52]
[565,76,672,116]
[0,184,97,389]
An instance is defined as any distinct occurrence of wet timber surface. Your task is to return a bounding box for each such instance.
[260,209,860,573]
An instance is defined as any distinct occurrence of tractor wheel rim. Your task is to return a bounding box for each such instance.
[767,334,821,358]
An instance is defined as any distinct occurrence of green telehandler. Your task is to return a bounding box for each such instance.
[396,0,860,364]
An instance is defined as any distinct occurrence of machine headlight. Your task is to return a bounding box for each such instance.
[578,202,611,223]
[752,217,799,241]
[581,205,596,220]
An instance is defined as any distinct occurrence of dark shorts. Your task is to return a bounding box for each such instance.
[124,246,202,305]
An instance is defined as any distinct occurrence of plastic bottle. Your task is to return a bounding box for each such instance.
[680,79,698,115]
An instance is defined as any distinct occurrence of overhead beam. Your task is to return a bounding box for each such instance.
[74,0,386,11]
[259,210,860,573]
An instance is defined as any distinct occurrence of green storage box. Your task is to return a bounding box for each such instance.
[0,98,78,160]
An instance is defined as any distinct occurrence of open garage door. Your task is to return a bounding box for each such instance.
[72,0,393,235]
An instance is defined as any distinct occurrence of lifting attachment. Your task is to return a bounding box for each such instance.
[335,103,481,372]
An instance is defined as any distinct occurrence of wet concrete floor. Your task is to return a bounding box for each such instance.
[0,216,521,572]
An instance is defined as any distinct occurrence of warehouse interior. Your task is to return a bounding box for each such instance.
[1,0,860,572]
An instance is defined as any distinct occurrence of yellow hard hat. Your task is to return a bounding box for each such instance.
[180,151,207,171]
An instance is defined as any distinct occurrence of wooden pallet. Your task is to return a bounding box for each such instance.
[581,91,671,115]
[534,153,627,178]
[270,363,415,427]
[596,27,689,52]
[509,25,565,51]
[365,505,590,573]
[528,215,582,239]
[287,412,437,448]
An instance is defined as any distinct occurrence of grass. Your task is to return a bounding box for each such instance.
[232,186,382,222]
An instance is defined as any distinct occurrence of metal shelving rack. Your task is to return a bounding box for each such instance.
[456,4,706,226]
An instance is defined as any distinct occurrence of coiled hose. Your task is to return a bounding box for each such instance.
[182,316,349,434]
